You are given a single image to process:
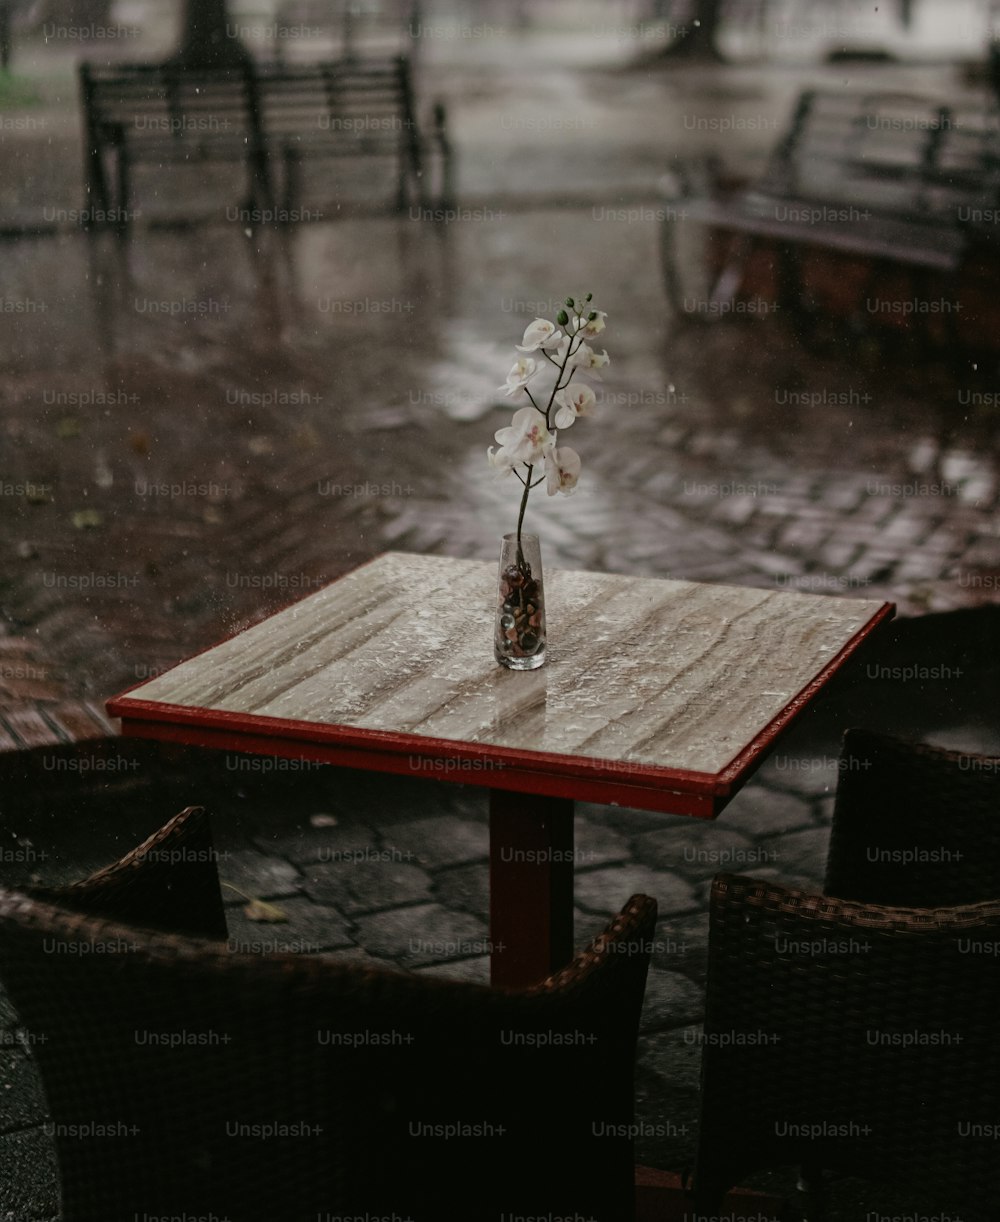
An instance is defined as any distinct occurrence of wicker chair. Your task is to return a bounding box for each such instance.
[0,812,656,1221]
[691,873,1000,1215]
[27,804,229,940]
[825,728,1000,907]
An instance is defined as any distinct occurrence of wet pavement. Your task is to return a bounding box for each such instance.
[1,1,1000,1217]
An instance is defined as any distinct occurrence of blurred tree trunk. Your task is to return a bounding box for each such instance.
[655,0,725,61]
[172,0,250,67]
[1,0,10,69]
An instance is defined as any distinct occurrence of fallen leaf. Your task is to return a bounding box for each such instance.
[71,509,103,529]
[57,417,81,438]
[129,432,150,456]
[243,898,287,923]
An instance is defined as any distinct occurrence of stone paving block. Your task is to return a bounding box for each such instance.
[0,723,22,754]
[815,794,836,828]
[2,710,60,751]
[716,783,815,836]
[0,993,17,1030]
[577,801,679,836]
[740,548,804,576]
[413,956,490,986]
[302,859,434,914]
[880,511,935,545]
[845,548,900,582]
[633,821,756,881]
[573,813,631,867]
[381,814,489,869]
[0,1127,59,1222]
[0,1050,48,1135]
[574,864,699,918]
[707,495,759,526]
[430,861,489,921]
[819,480,868,511]
[218,849,304,903]
[777,517,831,551]
[639,967,704,1033]
[961,536,1000,567]
[894,552,955,583]
[0,678,62,703]
[630,1060,694,1173]
[250,818,377,866]
[818,538,862,569]
[637,1026,704,1095]
[758,826,831,885]
[224,896,355,955]
[351,903,489,968]
[337,773,472,830]
[650,910,711,984]
[754,751,841,797]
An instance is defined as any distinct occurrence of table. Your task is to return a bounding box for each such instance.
[107,551,894,987]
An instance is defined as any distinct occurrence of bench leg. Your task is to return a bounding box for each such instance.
[709,236,752,312]
[661,212,753,319]
[248,145,274,218]
[114,147,131,236]
[283,148,301,220]
[85,147,111,228]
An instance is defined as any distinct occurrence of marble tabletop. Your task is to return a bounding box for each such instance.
[108,552,894,816]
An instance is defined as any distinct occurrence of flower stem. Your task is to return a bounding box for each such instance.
[515,463,532,565]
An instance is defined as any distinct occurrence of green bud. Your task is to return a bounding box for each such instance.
[588,311,597,321]
[565,297,575,307]
[556,309,569,326]
[585,293,593,301]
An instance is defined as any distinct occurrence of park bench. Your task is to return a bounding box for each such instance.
[660,89,1000,325]
[79,54,452,229]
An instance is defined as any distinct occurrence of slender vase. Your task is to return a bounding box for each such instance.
[494,532,546,670]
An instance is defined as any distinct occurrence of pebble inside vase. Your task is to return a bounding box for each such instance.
[494,533,546,670]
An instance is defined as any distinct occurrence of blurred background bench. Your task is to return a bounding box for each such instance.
[79,52,452,228]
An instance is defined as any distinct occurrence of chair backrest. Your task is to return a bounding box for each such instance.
[825,728,1000,906]
[80,61,263,144]
[692,873,1000,1213]
[0,887,656,1221]
[257,55,414,142]
[27,805,228,941]
[763,89,1000,220]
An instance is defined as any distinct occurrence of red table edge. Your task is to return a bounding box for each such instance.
[106,599,895,818]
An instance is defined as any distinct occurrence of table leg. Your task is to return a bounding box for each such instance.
[488,789,574,988]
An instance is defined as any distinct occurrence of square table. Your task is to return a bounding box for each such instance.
[107,551,893,987]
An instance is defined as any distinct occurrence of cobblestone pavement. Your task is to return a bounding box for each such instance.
[1,5,1000,1218]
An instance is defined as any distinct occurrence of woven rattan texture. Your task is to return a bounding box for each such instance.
[825,728,1000,907]
[692,873,1000,1212]
[0,847,656,1221]
[26,805,229,940]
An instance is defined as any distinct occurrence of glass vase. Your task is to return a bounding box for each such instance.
[494,532,546,670]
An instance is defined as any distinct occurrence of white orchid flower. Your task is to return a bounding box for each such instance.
[516,319,563,352]
[553,384,596,429]
[576,345,610,380]
[499,356,539,396]
[574,310,608,338]
[493,406,554,468]
[487,445,514,477]
[544,446,582,496]
[554,334,586,372]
